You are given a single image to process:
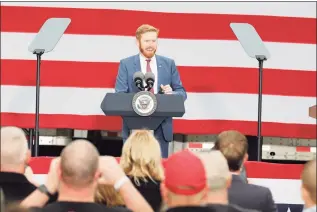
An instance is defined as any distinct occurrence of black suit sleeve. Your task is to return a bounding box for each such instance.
[264,188,278,212]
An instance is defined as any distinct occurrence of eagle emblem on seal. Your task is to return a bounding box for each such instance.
[132,91,157,116]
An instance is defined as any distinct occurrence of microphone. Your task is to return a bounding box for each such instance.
[133,71,145,91]
[144,72,155,91]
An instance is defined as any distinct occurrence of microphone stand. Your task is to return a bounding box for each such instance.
[136,82,145,91]
[144,85,152,92]
[144,80,154,92]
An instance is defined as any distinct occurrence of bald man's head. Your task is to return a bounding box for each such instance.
[196,150,231,191]
[60,139,100,188]
[1,126,29,169]
[301,160,316,205]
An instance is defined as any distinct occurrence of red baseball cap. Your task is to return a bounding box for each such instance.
[164,150,207,195]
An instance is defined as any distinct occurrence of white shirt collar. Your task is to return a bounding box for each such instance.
[139,53,156,63]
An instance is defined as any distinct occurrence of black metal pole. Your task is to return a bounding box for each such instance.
[34,51,43,156]
[256,56,265,161]
[29,129,34,156]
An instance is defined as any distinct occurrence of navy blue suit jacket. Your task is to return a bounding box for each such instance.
[114,54,187,141]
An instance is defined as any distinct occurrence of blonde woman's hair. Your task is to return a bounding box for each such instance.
[95,185,125,207]
[120,129,164,185]
[136,24,159,40]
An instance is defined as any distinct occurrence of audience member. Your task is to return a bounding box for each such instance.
[20,140,153,212]
[120,130,164,211]
[301,159,316,212]
[160,150,209,211]
[2,125,300,212]
[213,130,277,212]
[0,126,37,204]
[197,150,259,212]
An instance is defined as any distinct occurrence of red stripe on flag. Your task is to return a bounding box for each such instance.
[296,146,311,152]
[1,113,316,138]
[1,60,316,97]
[29,157,54,174]
[1,6,316,44]
[188,143,203,148]
[245,161,304,179]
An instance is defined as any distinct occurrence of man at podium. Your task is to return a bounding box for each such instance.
[114,24,187,158]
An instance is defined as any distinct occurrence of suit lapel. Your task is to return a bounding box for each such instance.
[156,55,163,92]
[134,54,141,73]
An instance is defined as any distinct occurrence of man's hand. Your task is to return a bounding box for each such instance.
[24,166,40,187]
[98,156,154,212]
[98,156,126,186]
[160,84,173,94]
[20,158,60,208]
[45,157,60,194]
[24,166,34,181]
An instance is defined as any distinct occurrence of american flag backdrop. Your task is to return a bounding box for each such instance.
[0,2,316,139]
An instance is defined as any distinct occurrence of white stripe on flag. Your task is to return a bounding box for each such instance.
[203,143,214,149]
[1,85,315,124]
[249,178,303,204]
[1,32,316,71]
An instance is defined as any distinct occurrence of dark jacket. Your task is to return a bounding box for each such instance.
[0,172,37,204]
[228,175,277,212]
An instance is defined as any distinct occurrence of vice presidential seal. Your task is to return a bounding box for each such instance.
[132,91,157,116]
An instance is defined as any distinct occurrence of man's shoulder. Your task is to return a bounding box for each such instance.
[156,54,175,63]
[229,204,261,212]
[246,182,271,192]
[231,177,272,196]
[120,54,138,64]
[120,54,174,63]
[239,182,272,198]
[0,172,37,201]
[38,202,131,212]
[207,204,261,212]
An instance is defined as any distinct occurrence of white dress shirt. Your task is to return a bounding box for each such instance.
[139,54,158,94]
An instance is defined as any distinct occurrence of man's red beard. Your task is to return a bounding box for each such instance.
[139,44,156,58]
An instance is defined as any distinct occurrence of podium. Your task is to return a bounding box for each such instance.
[100,92,185,131]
